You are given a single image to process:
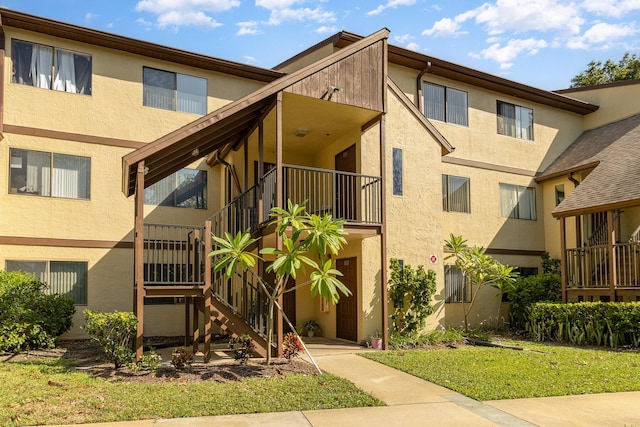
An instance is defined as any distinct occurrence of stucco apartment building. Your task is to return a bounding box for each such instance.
[2,8,640,356]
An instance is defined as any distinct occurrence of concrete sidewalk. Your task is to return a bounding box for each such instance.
[49,343,640,427]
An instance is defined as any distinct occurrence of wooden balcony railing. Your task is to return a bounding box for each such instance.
[565,241,640,290]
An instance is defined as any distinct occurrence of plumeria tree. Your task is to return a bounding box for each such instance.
[210,200,350,364]
[444,234,518,333]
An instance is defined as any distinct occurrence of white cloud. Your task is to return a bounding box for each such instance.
[470,38,548,69]
[406,42,420,51]
[567,22,638,49]
[394,33,414,44]
[237,21,261,36]
[422,18,467,37]
[267,7,335,25]
[474,0,584,36]
[85,13,99,23]
[582,0,640,17]
[135,0,238,29]
[256,0,303,8]
[367,0,416,16]
[316,25,338,34]
[244,55,257,63]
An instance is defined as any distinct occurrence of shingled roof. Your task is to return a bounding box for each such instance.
[538,114,640,217]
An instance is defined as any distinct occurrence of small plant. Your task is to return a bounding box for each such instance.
[388,259,437,335]
[129,348,162,372]
[229,334,255,364]
[82,310,137,369]
[282,332,304,359]
[303,320,320,337]
[171,347,194,369]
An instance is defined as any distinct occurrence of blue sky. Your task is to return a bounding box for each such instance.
[2,0,639,90]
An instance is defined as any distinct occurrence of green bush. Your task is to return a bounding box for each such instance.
[527,302,640,348]
[509,273,561,329]
[83,310,137,368]
[388,259,437,335]
[0,270,75,352]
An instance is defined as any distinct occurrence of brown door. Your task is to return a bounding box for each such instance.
[263,264,296,333]
[336,257,357,341]
[335,144,357,221]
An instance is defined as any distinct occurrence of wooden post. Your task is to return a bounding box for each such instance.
[379,116,389,350]
[134,161,145,360]
[184,296,190,347]
[560,217,567,303]
[258,120,264,223]
[607,210,617,301]
[203,220,213,362]
[275,91,284,357]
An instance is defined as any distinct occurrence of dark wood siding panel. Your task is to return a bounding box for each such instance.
[284,40,385,112]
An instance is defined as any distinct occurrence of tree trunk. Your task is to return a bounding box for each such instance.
[265,297,275,365]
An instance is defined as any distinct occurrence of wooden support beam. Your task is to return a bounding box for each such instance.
[203,220,213,362]
[607,210,617,301]
[258,120,264,223]
[184,296,191,347]
[275,91,284,357]
[134,161,145,360]
[379,116,389,349]
[560,217,567,303]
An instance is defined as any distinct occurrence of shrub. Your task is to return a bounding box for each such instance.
[388,259,437,335]
[229,334,255,364]
[171,347,193,369]
[388,328,464,349]
[282,332,304,359]
[509,273,561,329]
[527,302,640,348]
[0,270,75,352]
[83,310,137,368]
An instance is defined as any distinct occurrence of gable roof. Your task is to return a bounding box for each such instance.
[122,28,390,196]
[277,31,599,116]
[538,114,640,217]
[0,8,282,83]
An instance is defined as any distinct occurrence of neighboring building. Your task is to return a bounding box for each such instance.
[1,9,639,358]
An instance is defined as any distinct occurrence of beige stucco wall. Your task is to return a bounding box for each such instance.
[564,82,640,130]
[5,28,263,142]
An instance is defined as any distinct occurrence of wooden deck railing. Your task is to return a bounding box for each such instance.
[565,241,640,289]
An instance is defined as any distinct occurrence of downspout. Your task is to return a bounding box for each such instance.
[568,172,582,248]
[216,152,242,195]
[415,61,432,111]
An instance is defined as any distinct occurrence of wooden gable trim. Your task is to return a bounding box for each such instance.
[552,198,640,218]
[123,29,390,196]
[387,77,454,155]
[535,161,600,183]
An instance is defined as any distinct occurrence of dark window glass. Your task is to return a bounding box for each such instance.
[392,148,403,196]
[144,168,207,209]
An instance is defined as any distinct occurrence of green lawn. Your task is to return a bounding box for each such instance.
[0,358,382,426]
[362,339,640,401]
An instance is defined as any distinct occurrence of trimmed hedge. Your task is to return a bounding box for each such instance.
[527,302,640,348]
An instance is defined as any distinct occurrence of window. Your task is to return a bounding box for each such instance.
[444,265,470,303]
[11,39,92,95]
[442,175,470,213]
[500,183,536,220]
[423,82,468,126]
[555,184,565,206]
[392,148,403,196]
[518,267,539,277]
[497,101,533,140]
[5,260,88,305]
[143,67,207,115]
[144,168,207,209]
[9,148,91,199]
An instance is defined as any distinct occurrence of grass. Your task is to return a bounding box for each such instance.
[0,358,383,426]
[362,338,640,401]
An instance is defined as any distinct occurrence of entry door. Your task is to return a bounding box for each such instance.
[335,145,357,221]
[336,257,357,341]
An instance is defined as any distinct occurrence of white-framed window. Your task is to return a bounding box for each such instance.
[11,39,92,95]
[424,82,468,126]
[555,184,565,206]
[9,148,91,199]
[444,265,470,303]
[442,174,470,213]
[144,168,207,209]
[143,67,207,115]
[497,101,533,140]
[5,260,88,305]
[392,148,403,196]
[499,183,536,220]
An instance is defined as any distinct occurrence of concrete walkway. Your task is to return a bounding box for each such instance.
[49,341,640,427]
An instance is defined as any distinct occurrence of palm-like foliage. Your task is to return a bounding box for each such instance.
[210,199,349,364]
[444,234,518,333]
